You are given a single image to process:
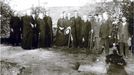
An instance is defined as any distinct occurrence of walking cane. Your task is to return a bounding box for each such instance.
[89,30,93,51]
[68,29,71,48]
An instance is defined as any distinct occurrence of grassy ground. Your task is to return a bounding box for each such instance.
[0,45,134,75]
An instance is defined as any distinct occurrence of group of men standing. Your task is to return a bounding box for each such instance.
[8,10,133,58]
[55,11,92,48]
[9,11,53,49]
[55,11,133,58]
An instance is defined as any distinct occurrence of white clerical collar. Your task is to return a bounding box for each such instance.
[122,22,126,26]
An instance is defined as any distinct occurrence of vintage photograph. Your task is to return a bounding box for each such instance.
[0,0,134,75]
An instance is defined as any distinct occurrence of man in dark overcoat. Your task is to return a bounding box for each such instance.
[99,12,112,55]
[81,15,91,48]
[71,10,82,48]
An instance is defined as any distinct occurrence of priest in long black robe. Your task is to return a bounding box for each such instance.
[21,15,33,49]
[44,12,53,47]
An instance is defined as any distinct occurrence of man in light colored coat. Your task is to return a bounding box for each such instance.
[118,17,130,58]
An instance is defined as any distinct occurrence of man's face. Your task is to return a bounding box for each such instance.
[14,12,18,16]
[83,15,87,21]
[122,17,126,22]
[63,12,66,18]
[46,12,49,16]
[26,10,31,16]
[39,13,43,19]
[67,13,70,17]
[95,15,98,20]
[60,14,64,18]
[74,11,78,17]
[103,12,108,20]
[88,17,91,21]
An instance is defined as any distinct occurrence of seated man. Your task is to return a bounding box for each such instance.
[106,50,128,75]
[106,50,126,66]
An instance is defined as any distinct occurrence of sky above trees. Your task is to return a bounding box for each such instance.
[8,0,113,11]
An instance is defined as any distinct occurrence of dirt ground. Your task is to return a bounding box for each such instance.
[0,44,134,75]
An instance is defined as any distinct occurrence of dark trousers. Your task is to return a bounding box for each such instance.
[100,38,110,55]
[119,42,129,57]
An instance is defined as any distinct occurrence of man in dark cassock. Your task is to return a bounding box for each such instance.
[106,50,128,75]
[37,13,46,48]
[55,11,67,46]
[21,13,33,49]
[71,10,82,48]
[43,11,53,47]
[100,12,112,55]
[10,15,22,46]
[31,13,40,49]
[81,15,91,48]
